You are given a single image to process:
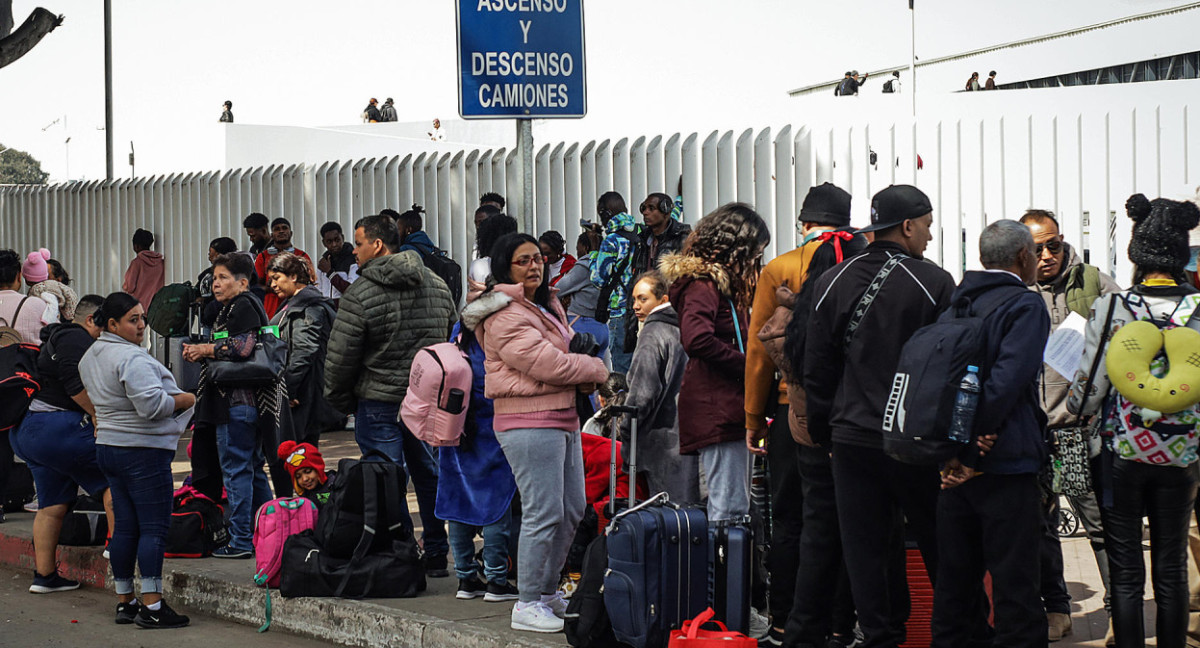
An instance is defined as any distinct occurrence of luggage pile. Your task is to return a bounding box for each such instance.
[565,405,756,648]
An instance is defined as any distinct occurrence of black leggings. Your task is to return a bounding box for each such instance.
[1101,456,1198,648]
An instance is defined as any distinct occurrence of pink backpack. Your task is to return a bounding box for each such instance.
[400,342,472,447]
[253,497,319,588]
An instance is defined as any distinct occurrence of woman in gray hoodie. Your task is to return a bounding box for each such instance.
[79,292,195,629]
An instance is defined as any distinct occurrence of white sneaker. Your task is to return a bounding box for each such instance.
[749,608,770,639]
[540,592,568,619]
[511,601,564,633]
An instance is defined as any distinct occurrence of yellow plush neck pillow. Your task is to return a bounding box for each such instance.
[1107,320,1200,419]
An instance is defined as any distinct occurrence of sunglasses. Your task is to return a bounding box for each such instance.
[511,254,546,267]
[1035,239,1063,256]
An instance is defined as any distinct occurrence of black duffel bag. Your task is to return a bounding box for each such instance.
[165,491,229,558]
[279,530,425,599]
[58,495,108,546]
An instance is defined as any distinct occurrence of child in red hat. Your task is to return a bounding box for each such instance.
[277,441,333,508]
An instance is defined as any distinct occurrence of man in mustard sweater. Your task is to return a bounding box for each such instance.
[745,183,852,646]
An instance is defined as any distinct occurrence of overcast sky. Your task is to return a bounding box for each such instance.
[0,0,1178,182]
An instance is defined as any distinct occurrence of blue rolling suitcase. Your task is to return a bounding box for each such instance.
[709,517,754,635]
[604,406,708,648]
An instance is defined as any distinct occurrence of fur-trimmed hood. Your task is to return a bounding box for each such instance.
[460,288,513,331]
[658,253,732,296]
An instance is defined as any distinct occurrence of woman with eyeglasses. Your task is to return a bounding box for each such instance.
[79,292,195,628]
[659,202,771,524]
[460,232,608,634]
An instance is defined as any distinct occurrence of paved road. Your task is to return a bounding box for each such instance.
[0,565,329,648]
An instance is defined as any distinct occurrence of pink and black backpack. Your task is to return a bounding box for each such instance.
[400,341,473,447]
[253,496,320,588]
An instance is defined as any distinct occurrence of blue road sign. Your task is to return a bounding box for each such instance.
[456,0,587,119]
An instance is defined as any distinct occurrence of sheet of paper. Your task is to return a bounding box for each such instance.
[1044,311,1088,379]
[171,404,196,435]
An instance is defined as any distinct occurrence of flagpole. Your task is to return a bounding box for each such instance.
[910,0,917,120]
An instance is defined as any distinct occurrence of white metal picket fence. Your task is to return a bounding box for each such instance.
[1,106,1196,303]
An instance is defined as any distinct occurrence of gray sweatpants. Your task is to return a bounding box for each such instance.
[497,427,586,603]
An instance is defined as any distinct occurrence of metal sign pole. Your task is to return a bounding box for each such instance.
[517,119,534,234]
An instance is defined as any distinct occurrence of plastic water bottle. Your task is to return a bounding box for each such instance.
[947,365,981,444]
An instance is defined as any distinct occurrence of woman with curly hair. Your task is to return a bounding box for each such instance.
[659,202,770,523]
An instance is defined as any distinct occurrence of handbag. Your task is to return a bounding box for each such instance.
[667,608,756,647]
[1050,427,1092,497]
[207,326,288,388]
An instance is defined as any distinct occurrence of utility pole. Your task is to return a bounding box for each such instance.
[104,0,113,180]
[516,119,534,234]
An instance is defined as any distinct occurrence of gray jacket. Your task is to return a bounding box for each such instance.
[78,332,184,451]
[1032,245,1120,428]
[556,252,600,319]
[619,305,700,504]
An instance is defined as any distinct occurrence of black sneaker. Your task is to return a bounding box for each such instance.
[426,554,450,578]
[115,600,142,625]
[484,580,520,602]
[134,601,190,629]
[455,576,488,600]
[211,546,253,559]
[29,571,80,594]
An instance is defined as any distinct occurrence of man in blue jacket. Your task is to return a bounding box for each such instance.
[932,220,1051,648]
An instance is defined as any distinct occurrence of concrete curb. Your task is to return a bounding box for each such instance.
[0,515,562,648]
[165,568,552,648]
[0,528,110,589]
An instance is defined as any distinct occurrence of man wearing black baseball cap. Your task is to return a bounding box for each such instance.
[803,184,959,648]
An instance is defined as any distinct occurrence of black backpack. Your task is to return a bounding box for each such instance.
[314,453,411,559]
[0,342,41,432]
[165,491,229,558]
[883,79,896,93]
[564,534,622,648]
[411,241,463,306]
[147,282,197,337]
[882,286,1027,466]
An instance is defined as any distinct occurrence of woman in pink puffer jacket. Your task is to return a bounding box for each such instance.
[459,232,608,634]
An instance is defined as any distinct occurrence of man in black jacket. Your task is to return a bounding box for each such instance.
[637,192,691,271]
[804,185,956,648]
[932,220,1050,647]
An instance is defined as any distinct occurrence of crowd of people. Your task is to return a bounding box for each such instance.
[1,176,1199,648]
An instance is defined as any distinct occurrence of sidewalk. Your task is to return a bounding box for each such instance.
[0,428,1142,647]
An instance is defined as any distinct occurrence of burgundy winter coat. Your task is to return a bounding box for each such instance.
[660,254,748,454]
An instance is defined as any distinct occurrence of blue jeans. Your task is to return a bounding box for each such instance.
[355,399,448,558]
[570,314,610,362]
[96,445,174,595]
[448,508,513,584]
[698,440,751,523]
[217,405,273,552]
[11,410,108,507]
[608,315,632,373]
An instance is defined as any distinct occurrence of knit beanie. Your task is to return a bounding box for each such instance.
[21,248,50,284]
[1126,193,1200,276]
[798,183,852,227]
[277,441,327,491]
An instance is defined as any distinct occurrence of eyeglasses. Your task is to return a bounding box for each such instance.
[511,254,546,267]
[1035,239,1063,256]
